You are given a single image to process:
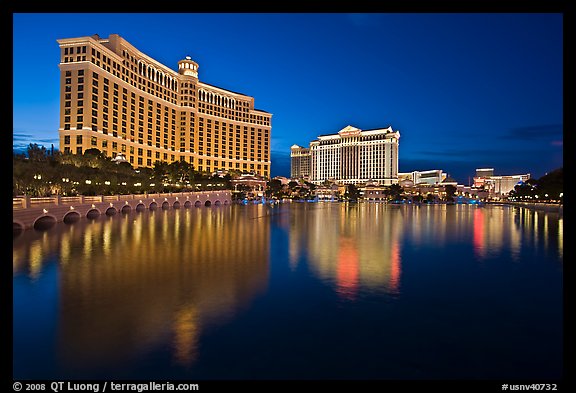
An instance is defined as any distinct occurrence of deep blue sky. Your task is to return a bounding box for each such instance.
[13,13,563,183]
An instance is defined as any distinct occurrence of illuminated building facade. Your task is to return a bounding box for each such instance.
[473,168,530,196]
[398,169,447,185]
[290,144,311,179]
[57,34,271,177]
[294,125,400,185]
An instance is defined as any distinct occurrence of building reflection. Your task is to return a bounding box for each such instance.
[288,203,404,298]
[285,203,563,299]
[471,205,562,262]
[13,207,270,373]
[337,237,359,300]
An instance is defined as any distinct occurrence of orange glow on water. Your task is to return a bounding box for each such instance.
[389,241,401,293]
[337,237,359,300]
[473,208,485,258]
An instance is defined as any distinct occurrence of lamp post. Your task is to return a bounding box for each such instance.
[31,174,42,196]
[61,177,70,195]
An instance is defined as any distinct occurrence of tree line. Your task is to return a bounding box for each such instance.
[13,144,233,197]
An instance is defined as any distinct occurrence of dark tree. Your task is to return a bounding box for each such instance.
[344,184,360,201]
[444,184,457,202]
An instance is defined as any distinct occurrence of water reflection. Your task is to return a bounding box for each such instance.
[13,206,270,374]
[287,203,404,298]
[470,205,563,261]
[284,204,563,300]
[13,203,563,379]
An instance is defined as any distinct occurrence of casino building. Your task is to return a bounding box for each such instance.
[290,144,311,179]
[292,125,400,185]
[57,34,271,177]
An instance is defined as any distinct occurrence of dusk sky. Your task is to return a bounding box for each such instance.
[12,13,563,184]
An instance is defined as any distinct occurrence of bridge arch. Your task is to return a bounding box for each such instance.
[184,200,192,208]
[121,205,132,214]
[194,200,202,207]
[214,200,221,206]
[63,211,81,224]
[149,201,158,210]
[161,201,170,209]
[204,200,212,207]
[136,203,146,212]
[105,207,117,216]
[86,209,101,219]
[173,201,181,209]
[33,215,57,231]
[13,220,25,236]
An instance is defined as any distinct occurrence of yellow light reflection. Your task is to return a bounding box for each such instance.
[28,241,44,281]
[48,207,270,371]
[172,306,199,367]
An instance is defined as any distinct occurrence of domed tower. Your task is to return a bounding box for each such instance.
[178,56,199,79]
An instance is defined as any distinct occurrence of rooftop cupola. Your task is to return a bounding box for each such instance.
[178,56,199,78]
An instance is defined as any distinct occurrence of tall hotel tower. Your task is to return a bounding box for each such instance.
[57,34,271,177]
[291,125,400,185]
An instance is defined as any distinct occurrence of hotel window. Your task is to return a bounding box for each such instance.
[64,136,70,144]
[76,135,83,144]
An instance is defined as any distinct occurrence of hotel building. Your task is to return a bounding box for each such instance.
[292,125,400,185]
[290,145,311,179]
[57,34,271,177]
[398,169,447,185]
[473,168,530,196]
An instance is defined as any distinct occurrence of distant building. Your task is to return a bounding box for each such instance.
[230,173,267,199]
[273,176,291,186]
[473,168,530,196]
[290,145,311,179]
[475,168,494,178]
[292,125,400,185]
[314,183,340,201]
[398,169,447,185]
[360,180,388,202]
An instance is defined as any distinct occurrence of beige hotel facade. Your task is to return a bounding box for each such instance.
[291,125,400,185]
[57,34,271,177]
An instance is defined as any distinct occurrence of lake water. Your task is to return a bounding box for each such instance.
[13,203,563,380]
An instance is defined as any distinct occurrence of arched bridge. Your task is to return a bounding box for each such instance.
[13,191,232,233]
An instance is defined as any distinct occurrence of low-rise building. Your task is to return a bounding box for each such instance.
[230,173,267,200]
[473,168,530,197]
[398,169,447,185]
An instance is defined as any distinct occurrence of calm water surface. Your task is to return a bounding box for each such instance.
[13,203,563,380]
